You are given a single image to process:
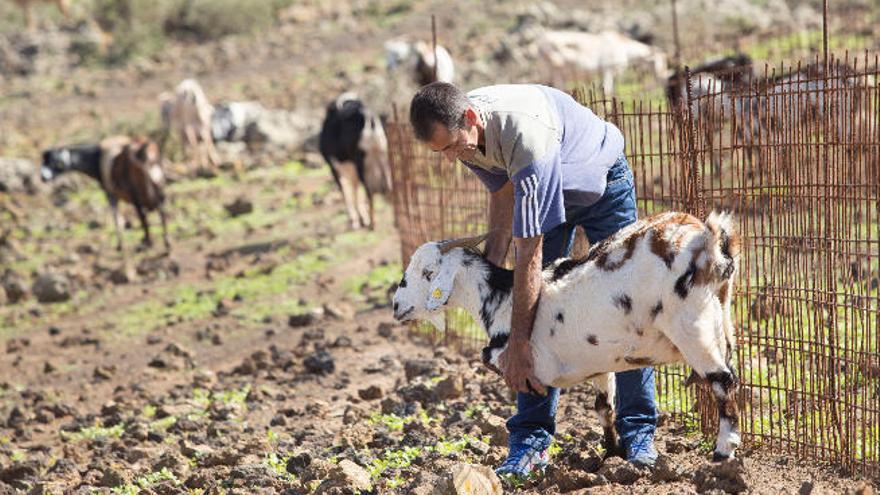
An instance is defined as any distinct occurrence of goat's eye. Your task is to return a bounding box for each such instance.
[422,269,433,281]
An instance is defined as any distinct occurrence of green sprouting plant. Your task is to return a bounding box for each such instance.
[266,429,280,444]
[111,485,138,495]
[264,452,295,482]
[463,404,489,419]
[368,434,489,479]
[193,388,212,408]
[433,434,488,457]
[10,451,25,462]
[137,467,180,487]
[368,412,407,431]
[214,385,251,406]
[367,446,422,478]
[499,472,526,489]
[386,475,405,489]
[149,415,178,431]
[142,404,157,419]
[61,422,125,442]
[113,467,181,494]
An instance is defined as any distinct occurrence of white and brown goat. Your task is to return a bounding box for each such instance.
[41,136,170,252]
[392,211,742,460]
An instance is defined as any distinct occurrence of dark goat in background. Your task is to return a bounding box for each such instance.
[41,136,170,252]
[318,93,392,230]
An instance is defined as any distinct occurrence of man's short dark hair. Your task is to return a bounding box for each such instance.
[409,82,470,141]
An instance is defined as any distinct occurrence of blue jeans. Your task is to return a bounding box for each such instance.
[506,155,658,456]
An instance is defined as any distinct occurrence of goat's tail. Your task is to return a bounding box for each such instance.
[704,210,740,360]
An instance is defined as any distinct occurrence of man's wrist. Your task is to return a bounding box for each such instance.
[507,336,531,348]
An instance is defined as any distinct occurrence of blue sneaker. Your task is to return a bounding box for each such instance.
[625,437,658,467]
[495,439,550,478]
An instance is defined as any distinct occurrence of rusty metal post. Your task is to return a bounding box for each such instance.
[822,0,829,70]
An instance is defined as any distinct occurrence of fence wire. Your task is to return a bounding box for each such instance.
[387,52,880,476]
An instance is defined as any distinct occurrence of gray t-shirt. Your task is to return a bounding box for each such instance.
[462,84,625,237]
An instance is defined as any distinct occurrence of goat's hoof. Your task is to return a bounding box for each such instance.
[711,451,733,462]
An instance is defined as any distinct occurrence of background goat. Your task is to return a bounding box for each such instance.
[210,101,266,143]
[41,136,170,252]
[538,30,668,92]
[160,79,220,170]
[393,211,742,461]
[318,93,392,230]
[665,54,761,176]
[13,0,69,30]
[385,39,455,86]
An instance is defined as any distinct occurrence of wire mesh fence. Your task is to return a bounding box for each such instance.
[387,52,880,475]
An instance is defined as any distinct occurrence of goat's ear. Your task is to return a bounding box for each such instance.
[136,142,159,163]
[424,254,457,312]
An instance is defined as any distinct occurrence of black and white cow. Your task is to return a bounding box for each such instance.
[318,93,392,230]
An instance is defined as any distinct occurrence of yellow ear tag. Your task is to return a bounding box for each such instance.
[432,288,443,299]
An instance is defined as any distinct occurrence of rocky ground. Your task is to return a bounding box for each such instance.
[1,159,877,494]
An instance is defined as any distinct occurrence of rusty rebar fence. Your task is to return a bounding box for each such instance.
[388,52,880,476]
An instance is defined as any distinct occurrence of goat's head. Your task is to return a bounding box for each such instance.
[392,234,488,325]
[40,147,73,182]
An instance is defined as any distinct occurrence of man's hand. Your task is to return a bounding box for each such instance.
[498,338,547,396]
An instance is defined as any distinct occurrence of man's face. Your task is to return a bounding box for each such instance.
[426,108,480,162]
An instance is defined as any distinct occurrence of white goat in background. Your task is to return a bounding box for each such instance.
[385,39,455,86]
[538,30,668,92]
[393,211,742,461]
[160,79,220,170]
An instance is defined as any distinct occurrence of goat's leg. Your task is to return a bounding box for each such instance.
[591,373,621,457]
[158,206,171,253]
[108,195,125,251]
[665,314,741,460]
[200,126,220,169]
[133,203,152,249]
[335,161,363,229]
[366,189,376,231]
[354,183,372,230]
[24,6,36,31]
[602,70,614,94]
[183,126,200,167]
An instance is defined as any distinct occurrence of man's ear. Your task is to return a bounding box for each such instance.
[464,107,479,126]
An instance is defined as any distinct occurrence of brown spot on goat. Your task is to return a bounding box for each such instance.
[649,228,678,268]
[596,234,640,271]
[717,282,730,304]
[587,335,598,345]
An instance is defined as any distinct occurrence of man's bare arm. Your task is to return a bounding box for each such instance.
[499,234,547,395]
[484,181,514,266]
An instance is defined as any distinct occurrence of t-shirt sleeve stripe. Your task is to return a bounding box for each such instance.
[512,162,565,239]
[529,175,540,237]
